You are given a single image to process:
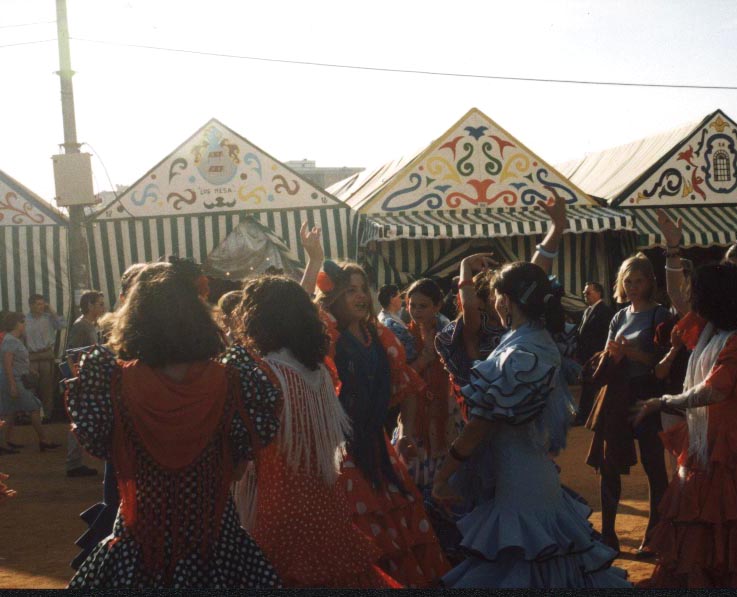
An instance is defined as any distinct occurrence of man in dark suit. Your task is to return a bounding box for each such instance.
[574,281,615,425]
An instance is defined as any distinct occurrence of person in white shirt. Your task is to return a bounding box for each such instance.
[24,294,65,420]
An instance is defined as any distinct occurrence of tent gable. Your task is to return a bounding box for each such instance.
[614,109,737,208]
[0,170,66,226]
[358,107,595,215]
[93,118,342,220]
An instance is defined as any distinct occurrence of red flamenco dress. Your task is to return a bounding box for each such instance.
[642,313,737,588]
[323,312,451,587]
[224,345,400,588]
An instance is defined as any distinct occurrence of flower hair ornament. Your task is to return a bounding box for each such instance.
[316,260,346,295]
[544,276,564,304]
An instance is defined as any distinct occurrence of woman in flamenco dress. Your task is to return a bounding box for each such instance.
[224,274,400,588]
[431,195,630,589]
[630,211,737,588]
[65,262,280,588]
[306,247,450,586]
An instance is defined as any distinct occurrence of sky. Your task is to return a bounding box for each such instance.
[2,0,737,204]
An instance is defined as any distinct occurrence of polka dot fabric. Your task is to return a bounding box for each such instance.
[339,437,451,588]
[66,347,281,588]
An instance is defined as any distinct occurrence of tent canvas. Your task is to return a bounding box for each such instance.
[559,109,737,249]
[0,169,69,316]
[331,108,635,297]
[86,118,356,301]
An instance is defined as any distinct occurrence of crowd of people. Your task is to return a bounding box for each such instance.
[1,199,737,588]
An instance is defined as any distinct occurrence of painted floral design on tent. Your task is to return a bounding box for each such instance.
[619,111,737,206]
[99,118,339,219]
[0,176,58,226]
[362,108,593,214]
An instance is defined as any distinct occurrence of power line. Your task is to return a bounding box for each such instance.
[0,38,56,48]
[0,20,56,29]
[70,36,737,91]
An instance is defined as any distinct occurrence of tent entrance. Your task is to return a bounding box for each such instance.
[203,217,301,281]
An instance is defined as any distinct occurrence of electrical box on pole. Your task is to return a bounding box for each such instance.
[52,152,97,206]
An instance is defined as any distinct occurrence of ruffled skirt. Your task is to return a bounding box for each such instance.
[338,438,451,587]
[443,487,630,588]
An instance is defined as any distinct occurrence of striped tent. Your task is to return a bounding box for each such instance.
[86,118,356,301]
[0,169,69,315]
[558,109,737,251]
[330,108,635,298]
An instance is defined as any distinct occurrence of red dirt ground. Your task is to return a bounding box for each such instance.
[0,421,659,588]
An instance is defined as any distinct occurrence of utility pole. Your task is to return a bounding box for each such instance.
[55,0,93,315]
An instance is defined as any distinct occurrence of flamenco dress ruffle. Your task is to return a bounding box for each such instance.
[339,436,450,588]
[641,409,737,588]
[442,326,630,588]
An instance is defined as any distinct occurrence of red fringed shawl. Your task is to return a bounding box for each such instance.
[110,360,238,583]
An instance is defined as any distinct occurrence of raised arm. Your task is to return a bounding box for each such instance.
[531,186,568,275]
[458,253,496,360]
[299,222,324,296]
[656,208,689,316]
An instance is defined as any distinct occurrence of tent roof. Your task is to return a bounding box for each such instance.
[91,118,345,221]
[0,169,67,226]
[328,107,601,215]
[556,109,737,208]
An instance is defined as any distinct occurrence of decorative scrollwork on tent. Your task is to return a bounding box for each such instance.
[704,134,737,193]
[382,173,439,211]
[635,168,683,203]
[456,142,475,176]
[535,169,577,204]
[239,185,266,205]
[166,189,197,210]
[204,196,237,210]
[0,191,46,224]
[482,141,502,176]
[273,174,300,195]
[168,158,188,182]
[130,183,160,206]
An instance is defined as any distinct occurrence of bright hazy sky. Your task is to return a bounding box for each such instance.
[2,0,737,203]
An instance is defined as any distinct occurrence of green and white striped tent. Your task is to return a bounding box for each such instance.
[86,118,356,301]
[329,108,635,298]
[0,169,69,315]
[558,109,737,250]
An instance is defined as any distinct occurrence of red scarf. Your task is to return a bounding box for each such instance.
[111,360,235,583]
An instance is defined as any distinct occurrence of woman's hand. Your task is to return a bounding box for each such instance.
[539,186,568,230]
[300,222,324,263]
[670,325,684,351]
[630,398,662,428]
[460,253,497,279]
[0,472,17,503]
[656,208,683,248]
[396,437,418,461]
[606,338,627,363]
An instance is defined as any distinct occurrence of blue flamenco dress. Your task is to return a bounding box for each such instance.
[442,323,630,588]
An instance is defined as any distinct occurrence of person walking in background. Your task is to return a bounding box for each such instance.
[25,294,65,421]
[0,312,60,454]
[574,282,614,426]
[65,291,106,478]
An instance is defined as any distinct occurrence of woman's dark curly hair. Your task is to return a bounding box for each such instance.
[691,262,737,331]
[405,278,443,305]
[491,261,565,334]
[107,262,224,366]
[234,275,329,370]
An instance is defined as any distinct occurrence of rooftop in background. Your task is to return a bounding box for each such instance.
[284,160,364,190]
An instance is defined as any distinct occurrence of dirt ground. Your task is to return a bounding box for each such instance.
[0,420,658,588]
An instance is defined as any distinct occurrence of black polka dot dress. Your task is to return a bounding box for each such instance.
[66,346,281,589]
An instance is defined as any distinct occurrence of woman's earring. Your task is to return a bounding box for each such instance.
[505,313,512,328]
